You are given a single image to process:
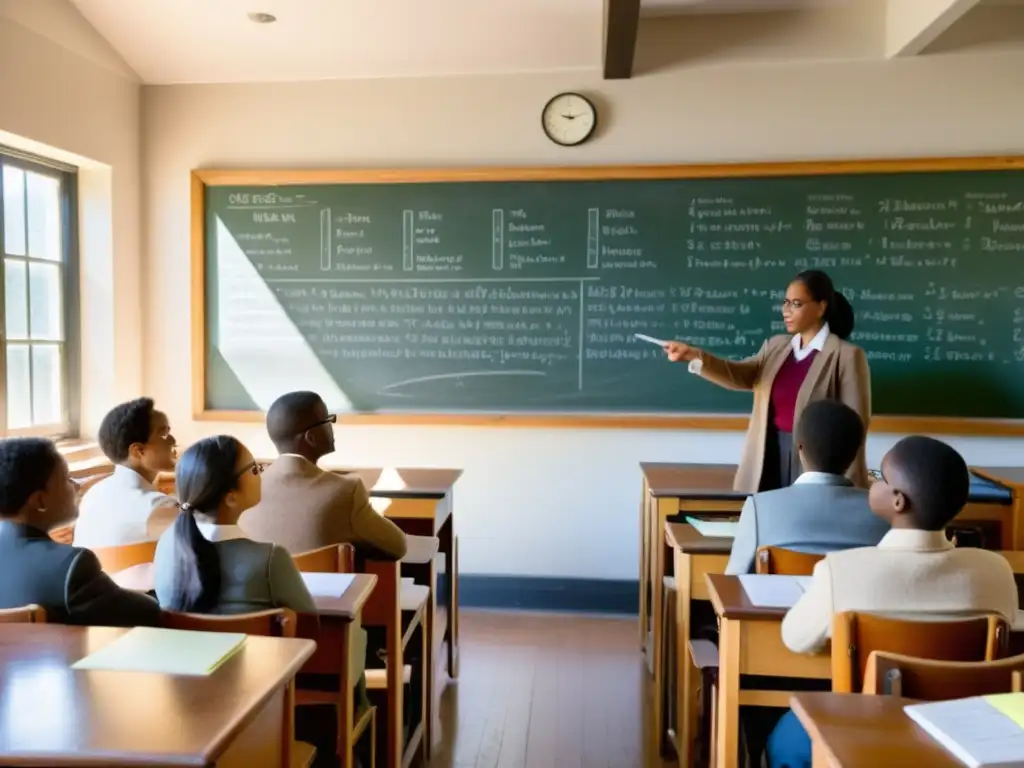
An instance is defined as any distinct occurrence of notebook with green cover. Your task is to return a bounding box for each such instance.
[72,627,247,676]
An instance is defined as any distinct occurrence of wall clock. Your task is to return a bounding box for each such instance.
[541,92,597,147]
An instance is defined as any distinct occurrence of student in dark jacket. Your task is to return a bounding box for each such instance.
[0,437,160,626]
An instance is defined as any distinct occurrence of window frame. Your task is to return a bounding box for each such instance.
[0,147,80,439]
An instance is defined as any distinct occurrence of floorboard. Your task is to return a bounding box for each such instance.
[426,610,675,768]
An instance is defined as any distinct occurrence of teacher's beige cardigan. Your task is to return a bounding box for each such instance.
[696,333,871,492]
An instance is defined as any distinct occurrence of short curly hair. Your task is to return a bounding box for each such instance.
[0,438,61,517]
[97,398,156,463]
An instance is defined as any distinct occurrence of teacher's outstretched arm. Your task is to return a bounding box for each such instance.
[662,338,773,391]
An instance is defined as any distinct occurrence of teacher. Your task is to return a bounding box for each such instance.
[664,270,871,492]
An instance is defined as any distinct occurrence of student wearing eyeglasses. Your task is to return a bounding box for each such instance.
[153,435,315,615]
[240,391,408,559]
[662,270,871,492]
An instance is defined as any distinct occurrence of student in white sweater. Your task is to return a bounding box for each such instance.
[767,436,1019,768]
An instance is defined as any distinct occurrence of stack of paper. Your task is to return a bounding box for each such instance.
[905,694,1024,767]
[71,627,246,676]
[301,572,355,598]
[737,574,813,608]
[685,516,739,539]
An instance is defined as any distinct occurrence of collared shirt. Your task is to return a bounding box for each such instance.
[792,471,850,486]
[73,465,177,549]
[875,528,954,552]
[688,322,831,374]
[791,323,830,362]
[196,523,247,543]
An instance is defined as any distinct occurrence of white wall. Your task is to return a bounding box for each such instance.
[142,48,1024,581]
[0,1,141,435]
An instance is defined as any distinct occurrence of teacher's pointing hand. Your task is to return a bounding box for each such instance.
[663,341,700,363]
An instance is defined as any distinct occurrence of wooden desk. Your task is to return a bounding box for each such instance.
[972,467,1024,550]
[0,624,315,767]
[791,693,960,767]
[707,574,831,768]
[639,463,742,661]
[330,466,462,687]
[665,522,732,766]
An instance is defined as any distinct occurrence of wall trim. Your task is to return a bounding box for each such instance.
[456,575,638,615]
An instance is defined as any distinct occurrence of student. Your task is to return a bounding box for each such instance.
[73,398,179,549]
[240,391,407,559]
[767,436,1018,768]
[153,435,316,615]
[725,400,888,575]
[0,437,160,626]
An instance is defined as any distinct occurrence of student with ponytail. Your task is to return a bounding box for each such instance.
[664,270,871,491]
[153,435,315,615]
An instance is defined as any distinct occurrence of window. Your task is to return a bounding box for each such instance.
[0,151,78,437]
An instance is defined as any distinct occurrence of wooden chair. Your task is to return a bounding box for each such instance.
[160,608,298,637]
[49,524,75,545]
[292,543,376,768]
[0,604,46,624]
[754,546,823,575]
[865,650,1024,698]
[293,543,356,574]
[831,611,1008,693]
[92,540,159,573]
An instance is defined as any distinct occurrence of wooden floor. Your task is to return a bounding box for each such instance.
[426,610,674,768]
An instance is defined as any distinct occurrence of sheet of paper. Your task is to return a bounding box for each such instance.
[71,627,246,676]
[737,574,812,609]
[301,572,356,598]
[634,333,668,346]
[685,516,739,539]
[906,696,1024,767]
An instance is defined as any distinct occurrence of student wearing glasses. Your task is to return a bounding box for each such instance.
[663,270,871,492]
[153,435,315,615]
[240,391,407,559]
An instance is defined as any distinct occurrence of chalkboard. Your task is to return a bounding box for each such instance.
[192,160,1024,432]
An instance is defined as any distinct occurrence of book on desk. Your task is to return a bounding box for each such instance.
[905,693,1024,767]
[685,515,740,538]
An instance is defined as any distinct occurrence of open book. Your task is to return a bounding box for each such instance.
[905,694,1024,767]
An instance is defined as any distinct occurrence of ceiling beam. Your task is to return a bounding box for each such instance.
[604,0,642,79]
[885,0,982,57]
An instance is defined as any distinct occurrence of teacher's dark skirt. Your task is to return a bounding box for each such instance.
[759,425,803,492]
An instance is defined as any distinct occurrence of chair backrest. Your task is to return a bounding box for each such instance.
[91,540,158,572]
[754,546,823,575]
[865,650,1024,699]
[49,524,75,545]
[0,604,46,624]
[831,611,1008,692]
[160,608,297,637]
[292,543,355,573]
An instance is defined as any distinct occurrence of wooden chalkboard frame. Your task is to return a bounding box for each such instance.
[191,156,1024,435]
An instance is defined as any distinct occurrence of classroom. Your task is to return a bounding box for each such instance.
[2,0,1024,766]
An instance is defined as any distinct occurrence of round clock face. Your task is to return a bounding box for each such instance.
[541,92,597,147]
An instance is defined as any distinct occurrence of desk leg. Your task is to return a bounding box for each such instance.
[337,624,355,768]
[640,480,651,650]
[446,530,460,678]
[649,498,676,681]
[715,617,741,768]
[673,548,696,766]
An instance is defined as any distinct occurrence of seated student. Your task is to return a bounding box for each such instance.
[153,435,316,615]
[725,400,888,575]
[766,436,1018,768]
[0,437,160,626]
[73,398,179,549]
[240,391,407,559]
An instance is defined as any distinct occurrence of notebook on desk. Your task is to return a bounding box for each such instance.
[71,627,246,676]
[685,515,740,538]
[737,574,813,609]
[904,694,1024,767]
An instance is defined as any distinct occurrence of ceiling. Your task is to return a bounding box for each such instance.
[64,0,1024,84]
